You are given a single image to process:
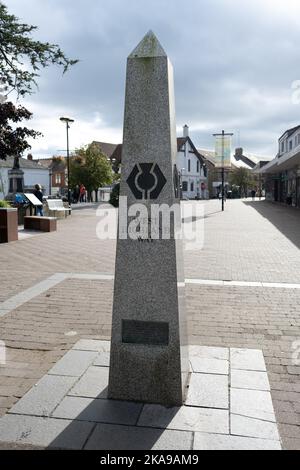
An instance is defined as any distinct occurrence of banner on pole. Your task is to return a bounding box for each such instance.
[214,135,232,168]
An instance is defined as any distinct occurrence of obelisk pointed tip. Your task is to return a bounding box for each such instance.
[129,30,167,59]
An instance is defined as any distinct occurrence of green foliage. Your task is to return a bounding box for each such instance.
[109,183,120,208]
[0,199,10,207]
[70,143,113,193]
[0,2,78,160]
[229,167,256,197]
[0,101,41,159]
[0,2,78,97]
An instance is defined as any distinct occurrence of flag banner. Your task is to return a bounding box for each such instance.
[214,135,232,168]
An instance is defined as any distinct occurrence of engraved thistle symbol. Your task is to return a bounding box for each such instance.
[126,162,167,200]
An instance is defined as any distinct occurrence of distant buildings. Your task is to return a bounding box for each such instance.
[177,125,209,199]
[0,155,50,199]
[93,126,210,200]
[259,125,300,207]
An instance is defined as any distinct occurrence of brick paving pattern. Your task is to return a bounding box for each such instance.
[0,199,300,449]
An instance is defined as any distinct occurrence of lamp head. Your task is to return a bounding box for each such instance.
[60,117,74,124]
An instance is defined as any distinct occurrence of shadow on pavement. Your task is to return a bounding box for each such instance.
[243,200,300,249]
[47,387,175,450]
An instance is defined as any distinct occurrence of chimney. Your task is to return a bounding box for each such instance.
[27,153,33,161]
[235,148,243,160]
[183,124,189,138]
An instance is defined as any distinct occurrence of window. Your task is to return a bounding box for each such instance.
[289,140,293,151]
[191,182,194,192]
[281,141,284,153]
[197,161,200,172]
[55,174,61,184]
[188,160,191,172]
[182,181,188,192]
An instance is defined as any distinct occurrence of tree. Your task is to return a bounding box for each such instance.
[70,144,113,201]
[0,101,41,159]
[0,2,78,159]
[229,167,256,198]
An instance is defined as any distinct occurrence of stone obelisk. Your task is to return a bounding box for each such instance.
[108,31,189,406]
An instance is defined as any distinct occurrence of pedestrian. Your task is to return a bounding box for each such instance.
[33,184,44,216]
[251,189,256,201]
[74,185,80,204]
[80,184,86,203]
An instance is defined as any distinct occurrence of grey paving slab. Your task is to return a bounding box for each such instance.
[185,373,229,409]
[193,432,281,450]
[190,357,229,375]
[138,404,229,434]
[48,350,98,377]
[230,348,266,371]
[68,366,108,398]
[231,369,270,391]
[8,375,78,417]
[0,414,94,449]
[231,388,276,422]
[93,352,110,367]
[52,396,142,425]
[85,423,193,450]
[72,339,110,353]
[189,346,229,360]
[231,414,280,440]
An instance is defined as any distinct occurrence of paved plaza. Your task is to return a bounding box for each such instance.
[0,341,281,450]
[0,199,300,449]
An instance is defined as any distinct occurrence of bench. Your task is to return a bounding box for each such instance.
[46,199,72,218]
[24,216,57,232]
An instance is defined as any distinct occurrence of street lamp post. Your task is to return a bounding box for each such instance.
[213,130,234,212]
[60,117,74,206]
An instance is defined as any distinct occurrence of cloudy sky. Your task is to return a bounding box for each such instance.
[5,0,300,159]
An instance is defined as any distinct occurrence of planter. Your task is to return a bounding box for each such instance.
[0,208,18,243]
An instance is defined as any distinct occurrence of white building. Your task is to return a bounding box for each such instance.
[0,155,50,199]
[177,125,209,199]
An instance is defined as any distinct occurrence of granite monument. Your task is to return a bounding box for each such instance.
[108,31,189,406]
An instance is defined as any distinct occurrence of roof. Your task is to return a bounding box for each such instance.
[110,144,122,165]
[177,137,205,165]
[0,156,48,171]
[278,125,300,141]
[92,141,118,158]
[197,148,216,166]
[233,149,272,169]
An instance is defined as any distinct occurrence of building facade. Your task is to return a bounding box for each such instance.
[177,126,209,199]
[260,125,300,207]
[0,155,50,199]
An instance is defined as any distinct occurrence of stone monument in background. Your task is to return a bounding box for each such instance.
[108,31,189,406]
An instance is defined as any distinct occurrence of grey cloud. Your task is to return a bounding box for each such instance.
[6,0,300,157]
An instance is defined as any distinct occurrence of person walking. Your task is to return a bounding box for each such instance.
[33,184,44,216]
[79,184,86,203]
[73,185,80,204]
[251,189,256,201]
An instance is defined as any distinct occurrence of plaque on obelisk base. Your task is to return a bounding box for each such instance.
[108,31,189,406]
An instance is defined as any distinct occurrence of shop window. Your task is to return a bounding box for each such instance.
[55,174,61,184]
[182,181,188,192]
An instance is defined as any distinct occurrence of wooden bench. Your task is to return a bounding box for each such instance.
[24,216,57,232]
[47,199,72,218]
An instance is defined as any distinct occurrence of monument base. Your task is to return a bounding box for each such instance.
[0,340,281,450]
